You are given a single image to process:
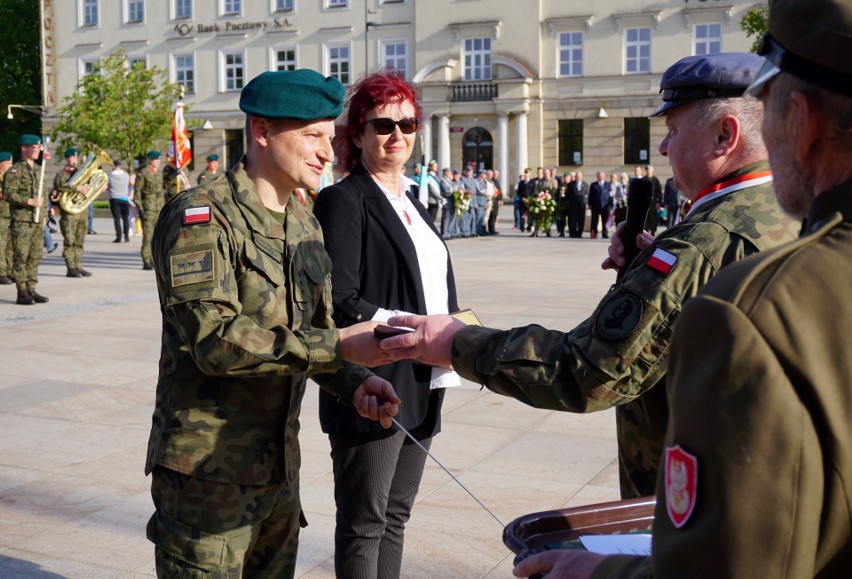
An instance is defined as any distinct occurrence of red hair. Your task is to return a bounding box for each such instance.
[338,69,422,172]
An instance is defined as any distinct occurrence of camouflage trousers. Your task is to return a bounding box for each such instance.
[60,211,87,269]
[147,466,305,578]
[10,220,44,291]
[140,207,160,265]
[0,216,11,276]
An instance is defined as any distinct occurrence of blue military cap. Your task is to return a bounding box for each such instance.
[239,69,345,120]
[0,151,12,161]
[146,150,161,159]
[19,134,41,146]
[650,53,765,117]
[64,147,78,158]
[206,154,219,162]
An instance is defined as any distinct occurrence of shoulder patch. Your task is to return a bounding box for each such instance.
[183,206,211,225]
[646,247,678,275]
[596,292,643,341]
[665,445,698,529]
[170,248,215,288]
[9,168,16,174]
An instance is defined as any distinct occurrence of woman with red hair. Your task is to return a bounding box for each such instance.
[314,70,459,578]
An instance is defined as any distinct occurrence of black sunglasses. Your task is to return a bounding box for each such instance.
[365,117,419,135]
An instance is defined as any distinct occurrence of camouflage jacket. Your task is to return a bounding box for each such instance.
[0,173,8,218]
[450,162,799,498]
[146,159,374,486]
[196,170,219,187]
[51,167,77,216]
[3,160,44,222]
[135,165,164,212]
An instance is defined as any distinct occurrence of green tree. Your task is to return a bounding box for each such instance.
[50,50,186,172]
[0,0,42,153]
[740,5,769,53]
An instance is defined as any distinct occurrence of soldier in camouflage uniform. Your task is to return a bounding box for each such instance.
[134,150,164,270]
[50,148,92,278]
[381,53,799,499]
[0,151,14,285]
[196,153,220,186]
[4,135,50,305]
[145,68,400,578]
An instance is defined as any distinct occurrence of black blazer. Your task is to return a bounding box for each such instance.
[314,163,459,435]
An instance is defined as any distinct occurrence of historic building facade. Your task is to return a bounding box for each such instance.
[43,0,762,181]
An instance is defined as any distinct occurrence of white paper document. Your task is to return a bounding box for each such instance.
[579,533,652,556]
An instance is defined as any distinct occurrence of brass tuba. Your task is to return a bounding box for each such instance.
[59,144,112,215]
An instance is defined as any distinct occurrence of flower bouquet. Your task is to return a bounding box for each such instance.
[454,189,471,217]
[528,190,557,232]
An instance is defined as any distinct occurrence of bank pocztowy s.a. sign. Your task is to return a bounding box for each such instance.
[173,18,294,37]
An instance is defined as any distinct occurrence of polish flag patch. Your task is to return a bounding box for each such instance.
[646,248,677,275]
[665,445,698,529]
[183,206,211,225]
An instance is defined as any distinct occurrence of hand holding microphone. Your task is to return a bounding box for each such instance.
[614,178,653,283]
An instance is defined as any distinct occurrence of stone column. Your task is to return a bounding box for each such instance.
[438,113,451,170]
[515,112,528,176]
[498,112,509,178]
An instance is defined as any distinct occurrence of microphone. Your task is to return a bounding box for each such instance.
[616,178,653,283]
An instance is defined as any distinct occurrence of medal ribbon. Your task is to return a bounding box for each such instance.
[686,172,772,218]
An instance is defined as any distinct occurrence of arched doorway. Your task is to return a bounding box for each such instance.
[462,127,493,172]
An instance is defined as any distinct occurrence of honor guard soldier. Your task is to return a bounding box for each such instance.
[51,148,92,277]
[145,68,401,577]
[196,153,220,186]
[134,150,164,270]
[0,151,14,284]
[4,135,49,304]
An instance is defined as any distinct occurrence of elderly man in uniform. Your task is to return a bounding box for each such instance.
[50,147,93,278]
[196,153,220,186]
[380,52,798,501]
[0,151,14,285]
[134,150,164,270]
[4,135,50,305]
[515,0,852,576]
[145,68,400,578]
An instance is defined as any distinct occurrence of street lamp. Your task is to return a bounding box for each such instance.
[6,104,44,120]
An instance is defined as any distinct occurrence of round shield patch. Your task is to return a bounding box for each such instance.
[596,292,643,341]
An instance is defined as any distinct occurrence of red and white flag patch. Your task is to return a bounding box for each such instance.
[183,206,211,225]
[665,445,698,529]
[646,248,677,275]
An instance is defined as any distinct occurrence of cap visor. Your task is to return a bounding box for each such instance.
[650,101,680,118]
[745,60,781,99]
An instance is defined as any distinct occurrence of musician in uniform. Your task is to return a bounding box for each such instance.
[50,147,92,278]
[0,151,14,285]
[196,153,220,186]
[4,135,49,305]
[134,150,164,270]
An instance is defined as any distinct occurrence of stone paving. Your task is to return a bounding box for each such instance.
[0,217,621,578]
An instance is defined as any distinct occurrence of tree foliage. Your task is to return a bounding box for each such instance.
[50,50,185,172]
[0,0,42,152]
[740,5,769,53]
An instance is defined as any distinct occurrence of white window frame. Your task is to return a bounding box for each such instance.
[125,0,145,24]
[625,27,651,75]
[79,58,99,81]
[557,31,584,78]
[172,0,193,20]
[378,38,408,79]
[272,0,295,12]
[324,42,352,85]
[270,45,298,71]
[325,0,348,9]
[220,0,242,16]
[80,0,99,27]
[127,55,147,71]
[220,49,246,92]
[172,52,196,94]
[693,23,722,56]
[463,37,492,81]
[380,0,404,4]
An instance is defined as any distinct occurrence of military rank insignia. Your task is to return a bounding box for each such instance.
[170,249,214,288]
[665,445,698,529]
[183,206,211,225]
[646,247,677,275]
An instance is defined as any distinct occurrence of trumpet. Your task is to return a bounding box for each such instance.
[59,144,112,215]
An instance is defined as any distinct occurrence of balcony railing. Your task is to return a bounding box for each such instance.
[450,82,498,102]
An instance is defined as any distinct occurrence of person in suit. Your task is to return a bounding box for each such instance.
[567,170,589,238]
[313,70,460,579]
[588,171,613,238]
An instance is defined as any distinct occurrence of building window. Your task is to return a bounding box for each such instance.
[127,56,147,70]
[174,0,192,19]
[326,44,351,85]
[694,23,722,55]
[274,0,294,11]
[624,118,651,165]
[81,0,98,26]
[463,37,491,81]
[273,47,297,71]
[222,0,241,15]
[380,40,407,78]
[381,0,404,4]
[174,53,195,93]
[127,0,144,23]
[221,51,245,91]
[226,129,245,169]
[327,0,348,7]
[80,58,99,80]
[558,32,583,78]
[625,27,651,74]
[558,120,584,166]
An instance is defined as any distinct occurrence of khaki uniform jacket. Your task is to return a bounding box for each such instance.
[450,162,798,498]
[146,160,373,486]
[3,161,43,222]
[595,179,852,577]
[197,170,219,186]
[0,173,9,218]
[135,165,164,213]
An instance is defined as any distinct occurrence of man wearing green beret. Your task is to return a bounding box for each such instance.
[134,150,163,270]
[145,69,401,577]
[196,153,220,186]
[0,151,14,285]
[50,147,92,277]
[4,135,49,304]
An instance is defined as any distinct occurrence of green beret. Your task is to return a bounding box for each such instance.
[206,154,219,162]
[64,148,78,158]
[0,152,12,162]
[19,134,41,146]
[146,150,161,159]
[239,69,345,120]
